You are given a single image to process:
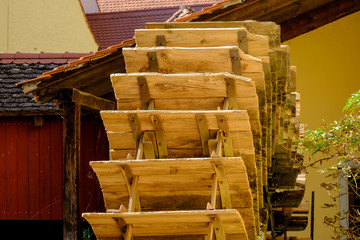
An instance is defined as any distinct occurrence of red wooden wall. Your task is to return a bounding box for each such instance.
[0,115,107,220]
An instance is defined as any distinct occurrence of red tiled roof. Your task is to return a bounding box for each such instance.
[18,0,235,88]
[96,0,219,12]
[86,5,210,48]
[0,52,92,64]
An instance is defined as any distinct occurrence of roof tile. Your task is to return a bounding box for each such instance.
[87,6,213,48]
[96,0,219,12]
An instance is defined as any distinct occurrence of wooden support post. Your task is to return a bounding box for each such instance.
[59,88,115,240]
[209,215,226,240]
[224,78,238,110]
[210,174,218,209]
[216,115,234,157]
[142,141,156,159]
[124,224,133,240]
[120,166,141,212]
[238,31,248,54]
[147,52,159,72]
[137,76,152,110]
[211,160,232,209]
[230,48,241,75]
[128,114,142,150]
[156,35,166,46]
[196,114,210,156]
[128,175,140,212]
[264,185,276,239]
[63,101,81,240]
[151,115,168,158]
[144,131,159,158]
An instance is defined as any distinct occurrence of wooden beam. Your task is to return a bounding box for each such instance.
[63,101,81,240]
[60,88,115,111]
[280,0,360,41]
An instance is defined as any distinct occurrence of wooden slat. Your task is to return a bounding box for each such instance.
[28,120,40,220]
[39,120,51,220]
[6,118,18,220]
[50,118,63,220]
[17,118,29,220]
[123,46,263,74]
[0,119,7,220]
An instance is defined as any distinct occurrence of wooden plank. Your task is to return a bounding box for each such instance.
[63,101,81,240]
[101,110,251,133]
[146,21,280,48]
[0,118,7,219]
[111,72,260,122]
[60,88,115,111]
[123,46,263,74]
[83,209,247,238]
[39,120,51,220]
[136,28,269,56]
[6,118,18,220]
[28,120,40,220]
[50,117,63,220]
[17,118,29,220]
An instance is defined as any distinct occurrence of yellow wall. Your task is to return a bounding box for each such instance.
[285,11,360,239]
[0,0,98,53]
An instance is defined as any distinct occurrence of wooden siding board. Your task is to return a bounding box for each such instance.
[39,120,52,220]
[17,118,29,220]
[82,119,96,213]
[6,118,18,220]
[0,118,7,219]
[50,118,63,220]
[0,116,107,220]
[28,120,40,220]
[94,119,107,212]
